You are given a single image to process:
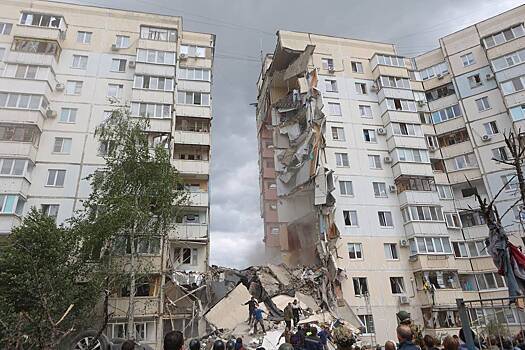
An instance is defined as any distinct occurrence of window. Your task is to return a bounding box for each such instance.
[107,84,124,98]
[343,210,358,226]
[483,121,499,135]
[418,62,449,80]
[396,148,430,163]
[491,48,525,71]
[115,35,130,48]
[136,49,176,65]
[453,153,478,170]
[177,91,211,106]
[501,76,525,95]
[445,212,461,228]
[53,137,72,154]
[396,177,433,192]
[453,242,469,258]
[386,98,416,112]
[331,127,345,141]
[71,55,88,70]
[46,169,66,187]
[0,194,25,215]
[359,105,372,118]
[390,277,405,294]
[0,22,12,35]
[373,182,387,197]
[431,104,462,124]
[378,211,393,227]
[363,129,376,143]
[453,240,489,258]
[355,82,367,94]
[436,185,453,199]
[130,102,171,119]
[134,75,174,91]
[420,112,432,124]
[180,45,206,58]
[418,270,458,289]
[325,80,338,92]
[408,237,453,255]
[483,24,525,48]
[174,247,198,266]
[425,83,455,102]
[468,74,482,88]
[65,81,83,95]
[0,159,27,176]
[401,206,444,222]
[379,76,410,89]
[335,153,349,167]
[111,59,126,72]
[348,243,363,259]
[20,12,62,28]
[42,204,59,220]
[460,211,485,227]
[353,277,368,296]
[0,125,37,143]
[475,96,490,112]
[502,174,519,191]
[351,61,363,73]
[140,26,177,42]
[358,315,375,334]
[376,54,404,67]
[77,31,92,44]
[368,155,381,169]
[322,58,334,70]
[328,102,342,116]
[12,38,60,58]
[178,67,211,81]
[0,48,5,61]
[391,122,422,136]
[461,52,475,67]
[510,104,525,121]
[384,243,398,260]
[0,93,47,110]
[58,108,77,124]
[13,65,38,79]
[492,146,509,161]
[339,180,354,196]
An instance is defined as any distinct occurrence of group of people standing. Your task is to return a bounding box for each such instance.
[244,297,303,334]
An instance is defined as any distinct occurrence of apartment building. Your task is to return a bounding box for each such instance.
[0,0,214,347]
[257,5,525,344]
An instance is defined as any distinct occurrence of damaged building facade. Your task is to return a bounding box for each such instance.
[0,1,214,348]
[257,5,525,344]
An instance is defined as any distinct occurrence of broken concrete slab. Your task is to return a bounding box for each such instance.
[295,292,320,312]
[271,295,307,312]
[204,284,252,331]
[268,264,291,286]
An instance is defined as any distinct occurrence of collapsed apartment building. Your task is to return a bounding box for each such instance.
[257,6,525,343]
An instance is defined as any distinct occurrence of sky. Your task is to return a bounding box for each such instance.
[63,0,525,268]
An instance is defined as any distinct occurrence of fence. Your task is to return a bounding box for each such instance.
[457,297,525,350]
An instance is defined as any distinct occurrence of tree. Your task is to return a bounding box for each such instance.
[77,105,188,340]
[0,209,103,349]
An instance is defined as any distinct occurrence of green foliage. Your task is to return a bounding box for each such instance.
[0,209,104,349]
[332,325,356,349]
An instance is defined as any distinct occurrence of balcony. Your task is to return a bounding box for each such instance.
[454,196,480,211]
[0,215,22,235]
[417,288,464,307]
[187,191,209,207]
[4,51,57,71]
[137,38,177,52]
[434,117,466,136]
[132,89,173,105]
[392,162,434,179]
[172,159,209,175]
[134,62,175,78]
[0,177,31,195]
[404,221,448,236]
[371,65,409,80]
[447,168,482,185]
[108,297,158,318]
[13,24,64,42]
[410,254,455,271]
[0,109,46,131]
[175,104,211,119]
[168,224,208,241]
[386,136,427,152]
[440,141,473,159]
[0,142,38,161]
[462,225,489,240]
[173,130,210,146]
[398,190,440,207]
[0,76,55,97]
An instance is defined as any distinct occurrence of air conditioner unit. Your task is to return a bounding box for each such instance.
[389,185,397,193]
[45,108,57,119]
[128,61,136,68]
[399,295,410,305]
[384,156,393,163]
[180,53,188,60]
[486,73,495,80]
[55,83,65,91]
[377,127,387,135]
[111,44,119,51]
[399,239,409,247]
[481,134,492,142]
[437,73,444,79]
[417,100,426,107]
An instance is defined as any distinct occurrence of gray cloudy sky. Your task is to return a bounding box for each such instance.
[64,0,524,268]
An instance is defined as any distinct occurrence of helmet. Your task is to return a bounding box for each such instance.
[213,340,225,350]
[396,311,411,324]
[226,340,236,350]
[189,339,201,350]
[278,343,294,350]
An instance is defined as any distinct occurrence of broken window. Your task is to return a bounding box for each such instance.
[180,45,206,58]
[173,247,198,266]
[11,38,60,58]
[343,210,358,226]
[390,277,405,294]
[0,22,12,35]
[353,277,368,296]
[321,58,334,70]
[140,26,177,42]
[483,24,525,48]
[131,102,171,119]
[444,212,461,228]
[468,74,482,88]
[20,12,63,28]
[417,270,459,289]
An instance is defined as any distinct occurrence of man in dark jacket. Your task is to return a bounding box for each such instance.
[284,302,294,329]
[304,327,323,350]
[244,297,258,325]
[397,325,419,350]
